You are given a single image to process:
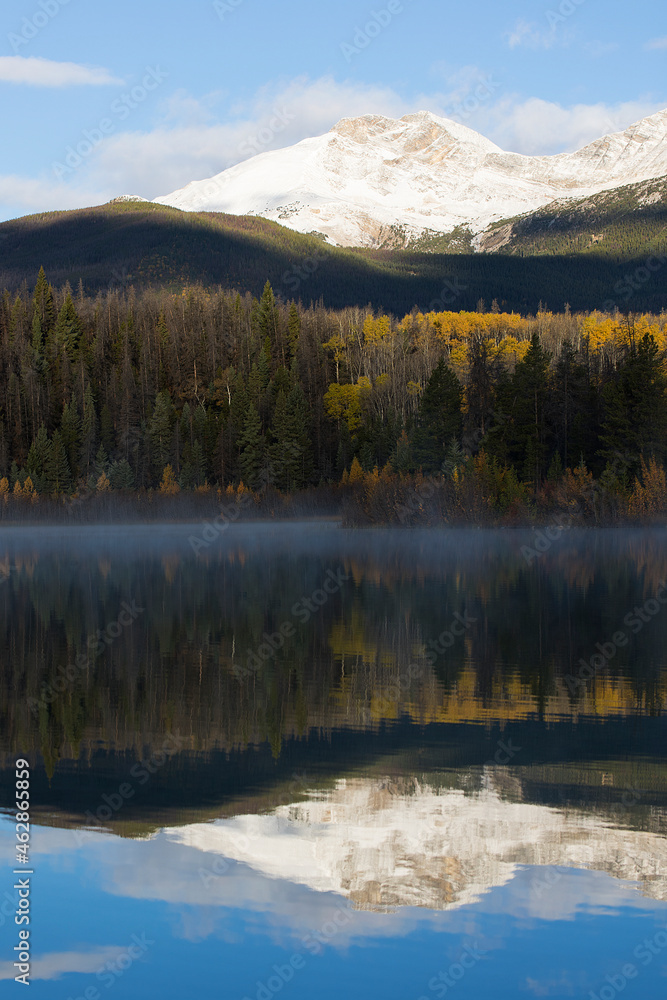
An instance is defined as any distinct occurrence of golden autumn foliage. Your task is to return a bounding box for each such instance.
[628,458,667,521]
[159,465,180,495]
[96,472,111,493]
[348,457,364,483]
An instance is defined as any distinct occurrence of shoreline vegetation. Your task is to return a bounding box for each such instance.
[0,269,666,528]
[0,463,665,527]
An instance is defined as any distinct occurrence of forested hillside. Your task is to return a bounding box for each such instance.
[1,201,666,314]
[477,175,667,259]
[1,269,666,523]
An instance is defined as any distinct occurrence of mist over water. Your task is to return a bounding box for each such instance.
[1,524,666,998]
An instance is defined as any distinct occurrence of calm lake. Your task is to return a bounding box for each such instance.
[1,524,666,999]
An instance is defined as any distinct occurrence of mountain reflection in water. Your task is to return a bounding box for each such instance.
[0,525,666,1000]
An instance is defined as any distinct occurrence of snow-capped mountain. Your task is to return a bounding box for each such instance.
[166,774,667,912]
[154,109,667,248]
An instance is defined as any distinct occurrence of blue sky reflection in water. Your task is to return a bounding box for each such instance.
[0,525,666,999]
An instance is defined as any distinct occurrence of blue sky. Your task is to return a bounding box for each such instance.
[0,0,665,221]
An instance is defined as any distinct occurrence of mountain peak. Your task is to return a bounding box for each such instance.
[154,109,667,249]
[329,109,499,153]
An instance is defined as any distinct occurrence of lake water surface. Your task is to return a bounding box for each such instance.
[1,524,666,999]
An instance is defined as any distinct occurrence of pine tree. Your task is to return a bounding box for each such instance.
[26,425,50,494]
[148,391,174,478]
[258,281,279,345]
[79,385,97,479]
[465,335,501,446]
[503,333,552,488]
[99,404,115,456]
[287,302,301,362]
[600,333,667,478]
[412,358,463,474]
[44,430,72,495]
[93,444,109,480]
[54,292,84,360]
[550,341,597,471]
[238,405,265,488]
[108,459,135,490]
[31,313,46,377]
[268,391,293,490]
[60,395,81,481]
[190,439,207,487]
[32,267,55,334]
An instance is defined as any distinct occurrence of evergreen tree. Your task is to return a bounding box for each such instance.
[238,405,265,488]
[32,267,54,333]
[99,404,115,456]
[54,292,84,360]
[44,430,72,495]
[31,312,46,377]
[600,333,667,478]
[550,341,597,471]
[79,385,97,479]
[93,444,109,480]
[287,302,301,362]
[502,333,552,487]
[269,390,298,490]
[108,459,135,490]
[148,391,174,478]
[258,281,279,345]
[413,359,463,474]
[26,425,50,493]
[60,395,81,481]
[465,335,502,447]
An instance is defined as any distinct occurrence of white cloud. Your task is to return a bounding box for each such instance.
[0,947,126,981]
[0,75,665,221]
[506,19,559,50]
[0,56,121,87]
[0,174,107,217]
[646,36,667,50]
[75,75,418,197]
[474,96,665,155]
